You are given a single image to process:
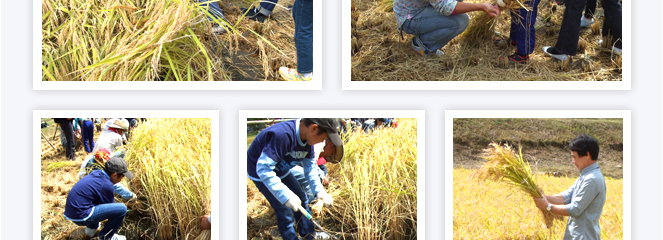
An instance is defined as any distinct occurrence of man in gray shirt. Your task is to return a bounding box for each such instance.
[533,134,607,240]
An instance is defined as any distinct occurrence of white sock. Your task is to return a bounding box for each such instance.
[85,227,96,237]
[301,72,313,78]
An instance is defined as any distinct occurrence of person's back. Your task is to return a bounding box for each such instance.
[93,129,123,153]
[64,170,115,220]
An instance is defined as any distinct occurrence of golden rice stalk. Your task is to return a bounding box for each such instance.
[126,118,211,239]
[326,118,417,239]
[194,230,211,240]
[472,143,564,229]
[463,0,529,44]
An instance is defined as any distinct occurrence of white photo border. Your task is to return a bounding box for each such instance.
[239,110,425,239]
[33,1,322,90]
[444,110,631,239]
[342,0,631,90]
[33,110,219,240]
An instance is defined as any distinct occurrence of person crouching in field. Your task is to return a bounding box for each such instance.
[247,118,344,240]
[496,0,541,64]
[64,157,135,240]
[78,148,137,201]
[532,134,606,240]
[394,0,500,57]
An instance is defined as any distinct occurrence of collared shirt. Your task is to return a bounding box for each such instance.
[561,162,606,240]
[393,0,458,29]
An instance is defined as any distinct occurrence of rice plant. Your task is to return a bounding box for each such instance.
[41,0,289,81]
[456,168,623,239]
[125,118,211,239]
[325,118,418,239]
[472,143,564,229]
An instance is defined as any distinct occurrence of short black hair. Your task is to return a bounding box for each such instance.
[301,118,327,135]
[569,134,600,160]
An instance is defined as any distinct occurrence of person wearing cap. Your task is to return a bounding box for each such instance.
[532,134,606,240]
[64,157,135,240]
[247,118,344,240]
[92,119,128,154]
[78,148,137,201]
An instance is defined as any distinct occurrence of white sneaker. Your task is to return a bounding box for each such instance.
[542,46,568,61]
[313,232,331,240]
[598,40,622,55]
[580,15,594,28]
[110,234,126,240]
[211,25,227,35]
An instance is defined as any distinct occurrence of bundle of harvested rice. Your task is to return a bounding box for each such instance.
[125,118,211,239]
[472,143,564,229]
[463,0,529,44]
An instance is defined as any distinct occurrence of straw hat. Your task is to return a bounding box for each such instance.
[107,119,128,130]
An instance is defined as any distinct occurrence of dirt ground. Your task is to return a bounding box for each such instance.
[40,125,158,240]
[351,0,622,81]
[218,0,300,81]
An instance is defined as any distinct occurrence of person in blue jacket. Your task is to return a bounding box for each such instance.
[78,148,137,201]
[247,118,344,240]
[64,157,134,240]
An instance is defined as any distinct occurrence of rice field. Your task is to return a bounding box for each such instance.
[42,0,298,81]
[247,118,418,240]
[351,0,622,81]
[454,167,623,239]
[40,118,211,240]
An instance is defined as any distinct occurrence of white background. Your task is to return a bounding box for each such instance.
[2,0,661,239]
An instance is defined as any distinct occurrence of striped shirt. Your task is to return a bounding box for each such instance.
[393,0,459,28]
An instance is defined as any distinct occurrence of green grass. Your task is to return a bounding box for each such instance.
[453,118,623,148]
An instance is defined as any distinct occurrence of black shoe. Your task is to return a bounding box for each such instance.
[241,7,267,23]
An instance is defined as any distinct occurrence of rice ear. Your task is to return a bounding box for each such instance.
[473,142,564,228]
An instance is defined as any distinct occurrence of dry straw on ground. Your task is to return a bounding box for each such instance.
[42,0,298,81]
[472,143,564,229]
[126,118,211,239]
[351,0,622,81]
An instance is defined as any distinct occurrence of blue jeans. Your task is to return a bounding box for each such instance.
[82,120,95,153]
[193,0,224,22]
[253,173,315,240]
[71,203,127,240]
[257,0,279,16]
[401,6,469,52]
[292,0,313,74]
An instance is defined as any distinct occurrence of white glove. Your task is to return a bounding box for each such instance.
[129,194,137,202]
[285,195,302,212]
[317,191,333,206]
